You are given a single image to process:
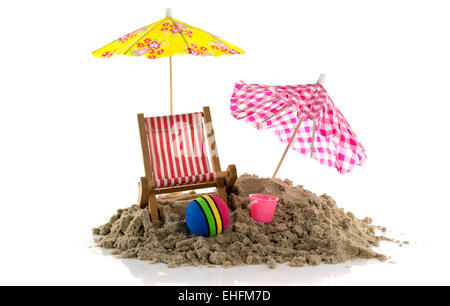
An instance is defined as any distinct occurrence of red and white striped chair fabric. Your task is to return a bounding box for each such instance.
[144,112,216,188]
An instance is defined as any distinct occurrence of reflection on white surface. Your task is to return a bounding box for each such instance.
[120,258,368,286]
[97,247,373,286]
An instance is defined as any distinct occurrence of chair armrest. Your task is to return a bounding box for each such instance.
[225,165,237,192]
[215,171,229,179]
[142,176,156,189]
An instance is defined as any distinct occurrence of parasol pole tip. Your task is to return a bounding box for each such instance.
[166,8,172,17]
[317,74,326,84]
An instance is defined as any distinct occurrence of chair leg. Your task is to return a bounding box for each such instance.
[138,176,160,221]
[148,190,160,222]
[138,177,149,208]
[216,177,228,204]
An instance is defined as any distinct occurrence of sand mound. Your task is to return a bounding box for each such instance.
[93,174,388,268]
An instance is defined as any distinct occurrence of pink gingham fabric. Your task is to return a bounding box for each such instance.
[230,81,366,173]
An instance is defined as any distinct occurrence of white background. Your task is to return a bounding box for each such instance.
[1,0,449,285]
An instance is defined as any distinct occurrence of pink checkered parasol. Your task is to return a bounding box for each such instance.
[230,75,366,176]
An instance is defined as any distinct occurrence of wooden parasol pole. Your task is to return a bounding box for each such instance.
[166,9,174,115]
[271,74,326,178]
[169,56,173,115]
[309,74,325,158]
[272,117,304,178]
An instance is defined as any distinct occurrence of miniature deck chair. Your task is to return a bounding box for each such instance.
[137,107,237,222]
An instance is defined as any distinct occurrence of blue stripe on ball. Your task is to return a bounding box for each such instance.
[185,200,210,237]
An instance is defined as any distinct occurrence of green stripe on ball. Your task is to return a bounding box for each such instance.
[194,197,217,237]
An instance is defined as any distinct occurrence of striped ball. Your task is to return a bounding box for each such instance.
[185,195,230,237]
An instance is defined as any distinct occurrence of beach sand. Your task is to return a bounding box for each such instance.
[93,174,390,268]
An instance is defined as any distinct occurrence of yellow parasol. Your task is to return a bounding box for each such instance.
[92,9,244,114]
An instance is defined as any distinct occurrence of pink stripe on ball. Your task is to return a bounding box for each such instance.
[210,195,230,231]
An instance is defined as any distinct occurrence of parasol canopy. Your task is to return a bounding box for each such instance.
[92,9,244,114]
[230,76,366,176]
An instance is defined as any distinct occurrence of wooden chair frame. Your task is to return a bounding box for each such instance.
[137,106,237,222]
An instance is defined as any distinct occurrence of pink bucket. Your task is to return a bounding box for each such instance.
[248,194,279,223]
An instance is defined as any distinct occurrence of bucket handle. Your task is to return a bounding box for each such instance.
[248,200,258,208]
